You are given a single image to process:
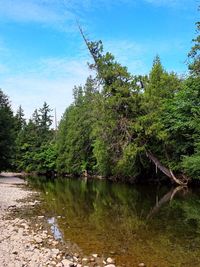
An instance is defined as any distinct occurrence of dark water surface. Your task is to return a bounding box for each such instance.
[28,177,200,267]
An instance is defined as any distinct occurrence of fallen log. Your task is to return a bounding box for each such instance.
[146,150,189,185]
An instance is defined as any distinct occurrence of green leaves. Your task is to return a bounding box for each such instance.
[188,21,200,76]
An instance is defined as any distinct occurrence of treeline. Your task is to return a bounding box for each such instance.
[0,19,199,183]
[0,99,56,174]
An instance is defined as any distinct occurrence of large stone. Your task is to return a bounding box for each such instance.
[61,259,74,267]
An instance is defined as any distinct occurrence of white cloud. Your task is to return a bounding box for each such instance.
[0,0,74,30]
[103,38,187,74]
[0,0,136,29]
[0,0,195,31]
[38,57,90,79]
[1,56,90,119]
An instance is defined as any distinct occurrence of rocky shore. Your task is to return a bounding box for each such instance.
[0,175,117,267]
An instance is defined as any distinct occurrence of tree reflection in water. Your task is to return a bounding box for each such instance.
[28,177,200,267]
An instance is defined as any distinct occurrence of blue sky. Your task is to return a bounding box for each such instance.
[0,0,198,121]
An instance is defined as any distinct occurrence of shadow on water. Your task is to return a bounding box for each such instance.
[28,177,200,267]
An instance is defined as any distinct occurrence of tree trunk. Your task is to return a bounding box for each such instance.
[146,150,189,185]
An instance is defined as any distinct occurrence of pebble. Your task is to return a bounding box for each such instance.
[138,263,146,267]
[0,178,119,267]
[61,259,74,267]
[90,257,95,262]
[106,257,115,264]
[52,248,60,255]
[82,257,88,263]
[34,237,43,243]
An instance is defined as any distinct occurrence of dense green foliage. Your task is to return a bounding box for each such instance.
[57,77,97,175]
[56,20,200,181]
[14,102,56,173]
[0,90,16,171]
[0,16,199,183]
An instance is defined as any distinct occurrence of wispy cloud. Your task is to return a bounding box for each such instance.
[1,55,90,119]
[37,57,90,79]
[0,0,74,30]
[0,0,135,29]
[0,0,194,32]
[103,38,187,74]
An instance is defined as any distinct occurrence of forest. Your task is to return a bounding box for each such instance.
[0,19,199,185]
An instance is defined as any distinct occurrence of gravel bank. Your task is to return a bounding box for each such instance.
[0,176,117,267]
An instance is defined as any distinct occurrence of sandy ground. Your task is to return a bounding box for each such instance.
[0,175,116,267]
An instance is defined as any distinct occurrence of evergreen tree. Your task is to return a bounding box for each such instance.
[188,19,200,76]
[0,89,15,171]
[15,105,26,132]
[15,102,55,173]
[57,77,97,175]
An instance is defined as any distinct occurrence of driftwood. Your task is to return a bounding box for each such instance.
[146,150,189,185]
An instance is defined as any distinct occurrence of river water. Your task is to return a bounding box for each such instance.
[28,177,200,267]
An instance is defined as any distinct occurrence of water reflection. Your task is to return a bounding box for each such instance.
[47,217,63,240]
[28,177,200,267]
[147,186,189,219]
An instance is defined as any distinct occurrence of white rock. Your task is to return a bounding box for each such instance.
[61,259,74,267]
[52,248,60,255]
[106,257,114,264]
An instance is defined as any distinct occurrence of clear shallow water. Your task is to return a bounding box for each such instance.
[28,177,200,267]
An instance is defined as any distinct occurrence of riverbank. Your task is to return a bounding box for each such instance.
[0,175,117,267]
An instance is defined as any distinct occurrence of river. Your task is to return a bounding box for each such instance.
[28,177,200,267]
